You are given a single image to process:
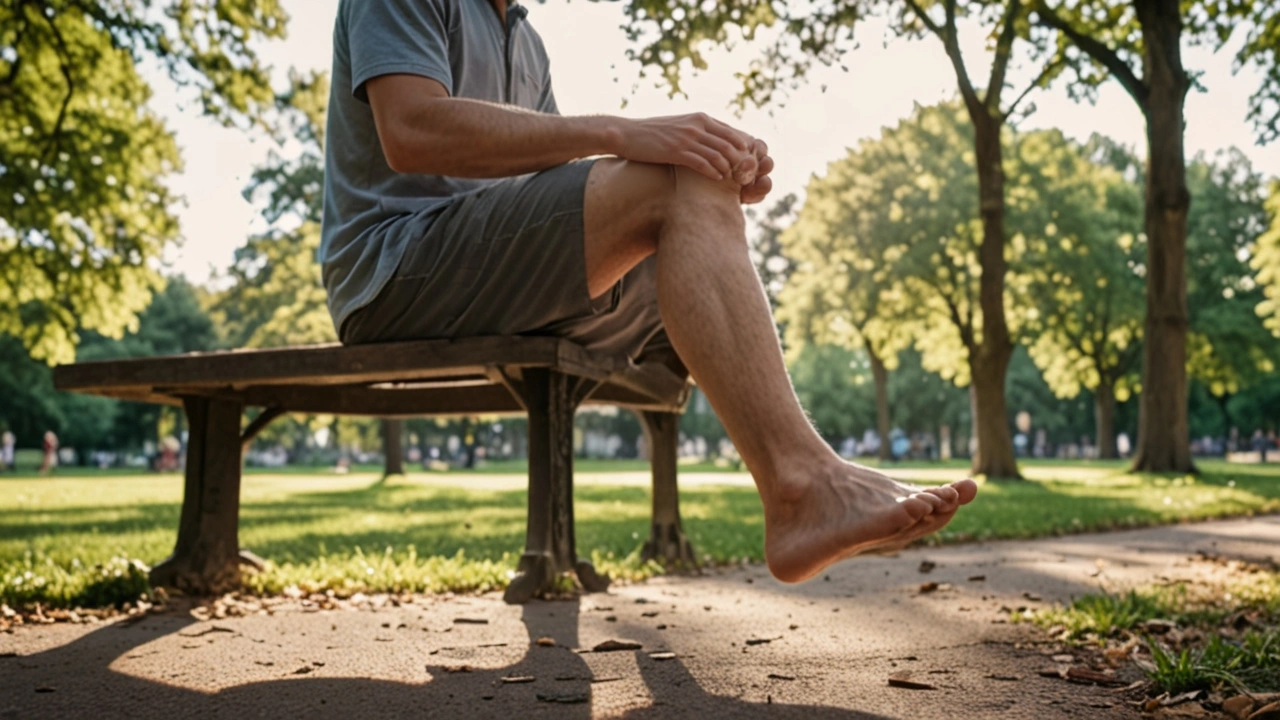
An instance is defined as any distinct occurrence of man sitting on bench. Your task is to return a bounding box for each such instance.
[321,0,978,583]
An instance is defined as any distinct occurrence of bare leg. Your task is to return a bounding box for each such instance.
[582,159,977,583]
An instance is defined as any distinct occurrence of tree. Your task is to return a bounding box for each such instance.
[778,152,917,461]
[1032,0,1280,472]
[1258,183,1280,337]
[1183,150,1278,432]
[1,0,287,364]
[619,0,1069,478]
[1020,134,1146,458]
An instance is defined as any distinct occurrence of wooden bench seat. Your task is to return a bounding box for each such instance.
[53,336,698,603]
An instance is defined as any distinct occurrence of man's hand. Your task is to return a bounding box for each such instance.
[615,113,755,182]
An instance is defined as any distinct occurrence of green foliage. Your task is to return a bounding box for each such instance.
[1254,182,1280,338]
[0,277,219,449]
[1185,150,1279,397]
[1021,134,1145,403]
[0,0,288,364]
[1146,630,1280,695]
[210,71,333,350]
[2,554,150,609]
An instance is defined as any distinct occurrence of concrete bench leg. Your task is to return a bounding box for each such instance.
[639,411,697,565]
[151,396,252,594]
[504,368,609,604]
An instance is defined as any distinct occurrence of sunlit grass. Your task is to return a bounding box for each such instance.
[2,460,1278,608]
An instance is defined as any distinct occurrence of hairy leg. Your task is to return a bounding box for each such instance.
[582,159,977,582]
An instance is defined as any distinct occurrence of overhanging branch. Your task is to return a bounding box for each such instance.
[1034,0,1149,109]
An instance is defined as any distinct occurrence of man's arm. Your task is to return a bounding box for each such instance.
[366,74,765,186]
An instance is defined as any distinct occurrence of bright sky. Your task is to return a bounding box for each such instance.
[150,0,1280,283]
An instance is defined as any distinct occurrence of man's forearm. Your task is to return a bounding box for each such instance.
[379,97,622,177]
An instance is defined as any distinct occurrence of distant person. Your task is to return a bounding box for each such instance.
[39,430,58,475]
[1,430,14,472]
[320,0,976,583]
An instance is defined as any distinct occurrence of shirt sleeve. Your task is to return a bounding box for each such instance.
[536,73,559,115]
[347,0,453,103]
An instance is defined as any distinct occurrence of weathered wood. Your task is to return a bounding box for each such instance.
[503,368,608,603]
[54,336,614,394]
[240,407,285,450]
[639,411,698,566]
[382,419,404,475]
[150,396,245,595]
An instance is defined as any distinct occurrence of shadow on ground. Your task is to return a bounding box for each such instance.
[0,598,891,719]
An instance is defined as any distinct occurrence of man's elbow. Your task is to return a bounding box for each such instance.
[380,129,425,174]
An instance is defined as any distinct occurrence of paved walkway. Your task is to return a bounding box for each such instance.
[2,515,1277,719]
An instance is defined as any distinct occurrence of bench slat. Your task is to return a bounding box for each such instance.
[53,336,616,393]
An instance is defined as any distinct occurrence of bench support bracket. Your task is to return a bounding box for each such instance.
[151,396,246,594]
[639,411,698,566]
[504,368,607,603]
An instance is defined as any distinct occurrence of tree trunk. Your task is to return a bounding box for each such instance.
[1131,0,1196,474]
[969,349,1020,478]
[964,105,1021,480]
[1095,383,1118,459]
[868,346,892,462]
[382,419,404,475]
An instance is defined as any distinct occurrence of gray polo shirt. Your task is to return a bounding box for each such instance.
[321,0,558,333]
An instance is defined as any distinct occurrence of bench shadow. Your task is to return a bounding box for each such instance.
[0,598,891,719]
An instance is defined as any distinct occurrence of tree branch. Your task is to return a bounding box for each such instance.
[987,0,1023,114]
[903,0,981,107]
[1004,55,1063,119]
[1033,0,1149,109]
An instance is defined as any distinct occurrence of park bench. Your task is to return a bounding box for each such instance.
[53,336,697,604]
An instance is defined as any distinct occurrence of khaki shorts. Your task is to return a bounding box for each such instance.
[340,160,673,363]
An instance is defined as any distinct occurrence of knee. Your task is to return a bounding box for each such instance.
[659,165,746,233]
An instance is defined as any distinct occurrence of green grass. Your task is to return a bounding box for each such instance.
[2,460,1279,609]
[1145,629,1280,695]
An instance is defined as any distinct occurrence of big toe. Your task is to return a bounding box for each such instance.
[951,478,979,504]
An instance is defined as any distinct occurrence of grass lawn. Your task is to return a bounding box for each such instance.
[2,459,1278,608]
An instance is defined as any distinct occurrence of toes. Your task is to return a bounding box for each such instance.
[898,494,934,521]
[951,478,979,504]
[924,485,959,511]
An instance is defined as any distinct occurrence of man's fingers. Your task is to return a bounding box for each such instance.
[677,150,724,181]
[750,137,769,159]
[692,143,733,178]
[702,116,752,151]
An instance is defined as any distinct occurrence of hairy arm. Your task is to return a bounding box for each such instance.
[367,74,772,200]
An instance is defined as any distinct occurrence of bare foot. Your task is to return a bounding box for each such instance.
[864,479,980,555]
[763,464,978,583]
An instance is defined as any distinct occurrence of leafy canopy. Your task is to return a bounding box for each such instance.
[0,0,288,363]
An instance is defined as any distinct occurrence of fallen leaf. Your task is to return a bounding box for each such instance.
[745,636,782,646]
[592,639,642,652]
[34,686,55,693]
[293,666,313,675]
[1223,697,1255,720]
[887,672,936,690]
[968,575,986,582]
[1141,619,1177,635]
[1023,592,1043,602]
[501,676,535,684]
[769,673,796,681]
[591,676,623,684]
[1052,654,1075,663]
[649,652,676,661]
[453,618,488,625]
[641,611,659,618]
[536,637,556,647]
[918,582,939,594]
[984,674,1020,681]
[1162,690,1204,707]
[1065,667,1126,686]
[918,560,936,574]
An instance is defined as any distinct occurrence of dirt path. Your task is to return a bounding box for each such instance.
[3,515,1277,719]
